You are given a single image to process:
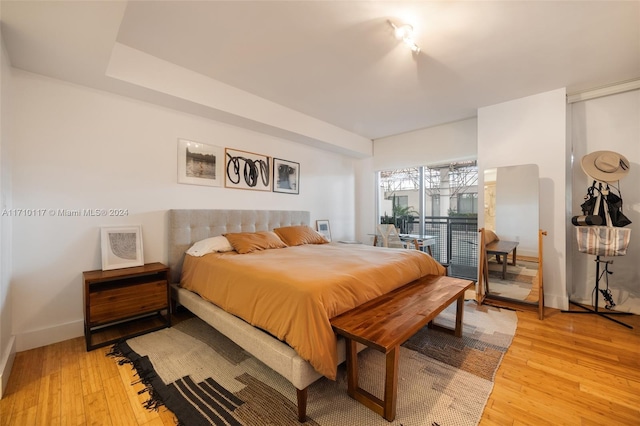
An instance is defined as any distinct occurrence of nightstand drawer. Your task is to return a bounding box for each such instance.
[83,262,171,351]
[89,280,168,325]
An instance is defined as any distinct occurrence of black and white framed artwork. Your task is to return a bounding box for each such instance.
[273,158,300,194]
[177,139,223,187]
[225,148,271,191]
[100,225,144,271]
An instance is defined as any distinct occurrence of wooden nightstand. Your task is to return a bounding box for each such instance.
[83,262,171,351]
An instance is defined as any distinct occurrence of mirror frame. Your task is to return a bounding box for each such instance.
[477,228,546,319]
[477,164,546,319]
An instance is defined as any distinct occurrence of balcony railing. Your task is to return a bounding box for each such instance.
[402,216,479,280]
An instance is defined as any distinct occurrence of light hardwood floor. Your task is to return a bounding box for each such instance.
[1,307,639,426]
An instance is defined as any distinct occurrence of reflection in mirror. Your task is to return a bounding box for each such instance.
[481,164,541,310]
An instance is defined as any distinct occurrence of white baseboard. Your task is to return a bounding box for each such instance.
[544,293,568,311]
[15,320,84,353]
[0,335,16,399]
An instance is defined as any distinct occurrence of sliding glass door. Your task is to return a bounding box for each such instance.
[376,161,479,279]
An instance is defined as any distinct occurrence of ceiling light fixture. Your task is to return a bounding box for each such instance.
[388,20,420,53]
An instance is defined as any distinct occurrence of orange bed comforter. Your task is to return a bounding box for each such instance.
[180,243,445,379]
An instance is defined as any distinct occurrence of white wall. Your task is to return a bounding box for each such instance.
[372,118,478,171]
[0,21,16,398]
[9,70,358,351]
[570,89,640,314]
[478,88,568,310]
[354,156,375,244]
[494,165,539,258]
[107,43,373,159]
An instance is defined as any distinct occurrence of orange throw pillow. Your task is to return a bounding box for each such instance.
[224,231,288,254]
[274,225,329,246]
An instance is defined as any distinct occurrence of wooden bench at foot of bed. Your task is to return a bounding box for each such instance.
[330,275,474,422]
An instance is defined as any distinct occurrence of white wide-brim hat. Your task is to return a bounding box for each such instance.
[581,150,630,183]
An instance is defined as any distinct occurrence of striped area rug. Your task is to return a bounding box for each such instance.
[109,301,517,426]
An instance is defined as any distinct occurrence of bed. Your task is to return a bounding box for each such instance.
[168,209,445,421]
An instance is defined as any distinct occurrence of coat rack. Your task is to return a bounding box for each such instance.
[562,255,633,329]
[565,174,633,329]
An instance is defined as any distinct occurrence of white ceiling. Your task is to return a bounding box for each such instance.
[2,1,639,141]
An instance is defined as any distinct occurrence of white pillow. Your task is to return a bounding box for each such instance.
[185,236,234,257]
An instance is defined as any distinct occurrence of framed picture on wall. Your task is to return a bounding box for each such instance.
[273,158,300,194]
[177,139,223,187]
[225,148,271,191]
[316,220,331,242]
[100,225,144,271]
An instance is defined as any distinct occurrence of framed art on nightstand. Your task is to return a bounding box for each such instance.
[177,139,223,187]
[273,158,299,194]
[100,225,144,271]
[316,220,331,242]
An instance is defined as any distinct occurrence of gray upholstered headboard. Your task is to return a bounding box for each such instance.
[168,209,311,283]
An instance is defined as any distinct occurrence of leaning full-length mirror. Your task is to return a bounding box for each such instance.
[480,164,541,311]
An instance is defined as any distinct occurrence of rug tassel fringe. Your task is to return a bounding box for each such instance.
[106,343,126,359]
[107,342,168,413]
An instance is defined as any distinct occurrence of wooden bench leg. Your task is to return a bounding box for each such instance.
[383,346,399,421]
[346,338,358,397]
[427,293,468,337]
[344,337,400,422]
[455,294,465,337]
[296,387,308,422]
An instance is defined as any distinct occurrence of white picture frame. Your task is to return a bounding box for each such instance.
[177,139,224,187]
[316,220,331,242]
[100,225,144,271]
